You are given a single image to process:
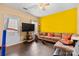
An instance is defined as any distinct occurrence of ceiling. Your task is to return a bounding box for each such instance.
[4,3,78,17]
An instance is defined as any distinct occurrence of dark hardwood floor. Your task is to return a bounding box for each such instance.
[6,40,54,56]
[0,40,73,56]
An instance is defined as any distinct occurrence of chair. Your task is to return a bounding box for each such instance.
[53,33,74,56]
[53,41,74,56]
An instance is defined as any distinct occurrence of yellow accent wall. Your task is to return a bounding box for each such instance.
[40,8,77,33]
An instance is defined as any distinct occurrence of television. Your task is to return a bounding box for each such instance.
[22,23,35,32]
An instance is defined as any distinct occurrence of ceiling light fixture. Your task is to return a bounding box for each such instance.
[38,3,50,10]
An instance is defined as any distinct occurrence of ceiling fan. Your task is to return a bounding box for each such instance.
[38,3,50,10]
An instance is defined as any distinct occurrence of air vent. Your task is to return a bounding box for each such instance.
[23,7,28,10]
[23,5,36,11]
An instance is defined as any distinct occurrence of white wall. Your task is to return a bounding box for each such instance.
[32,21,38,34]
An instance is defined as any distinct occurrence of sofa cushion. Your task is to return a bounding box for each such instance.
[48,33,54,37]
[54,33,62,37]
